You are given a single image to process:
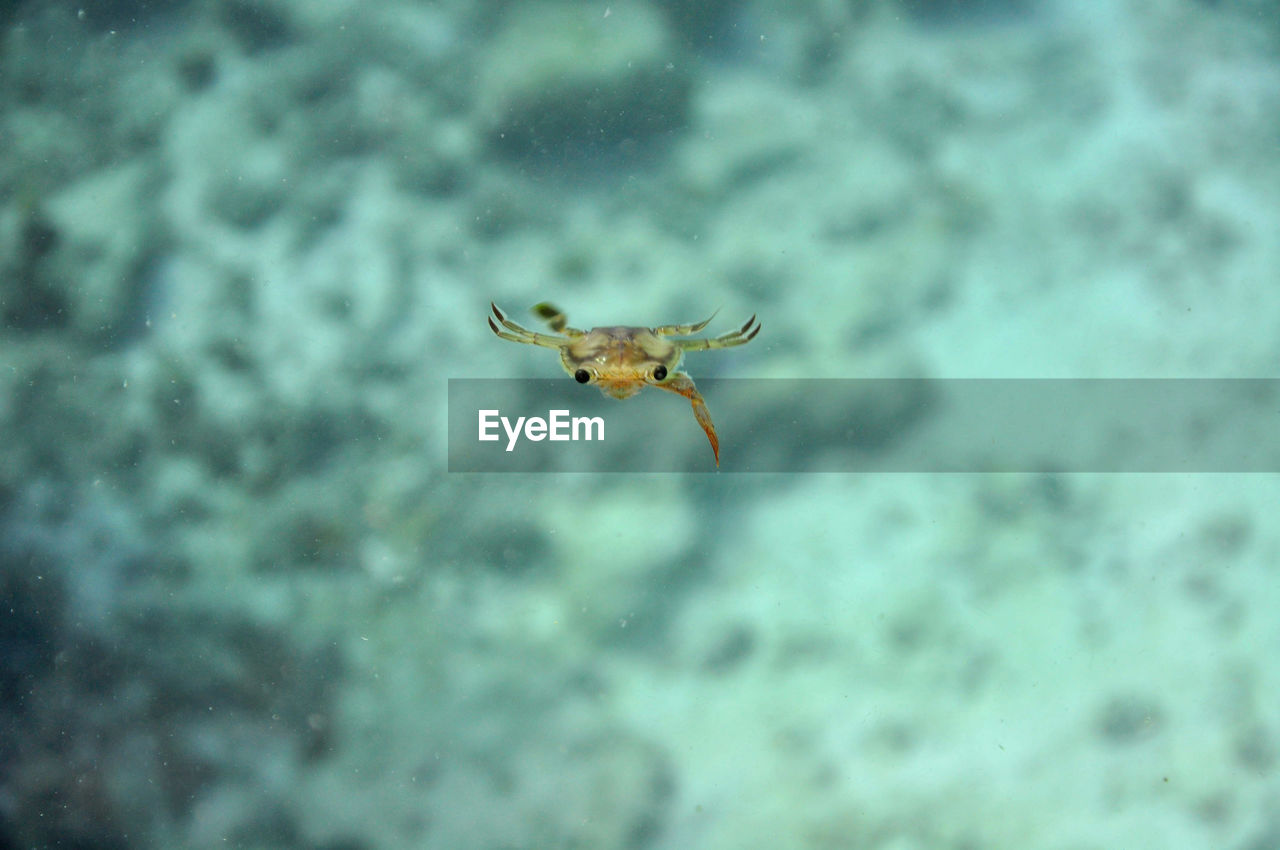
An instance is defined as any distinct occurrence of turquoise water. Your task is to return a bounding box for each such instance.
[3,1,1279,847]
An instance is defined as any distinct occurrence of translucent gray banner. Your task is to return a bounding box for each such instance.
[448,379,1280,472]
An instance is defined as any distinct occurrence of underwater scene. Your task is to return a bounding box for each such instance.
[3,0,1280,847]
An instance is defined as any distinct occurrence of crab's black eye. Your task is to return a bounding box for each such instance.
[653,365,668,381]
[574,369,591,384]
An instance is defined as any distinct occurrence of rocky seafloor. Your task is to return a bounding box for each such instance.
[2,0,1280,847]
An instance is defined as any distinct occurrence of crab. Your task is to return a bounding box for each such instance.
[488,302,760,466]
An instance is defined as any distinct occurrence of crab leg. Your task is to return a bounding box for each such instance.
[530,302,584,335]
[654,372,721,466]
[488,303,567,348]
[677,314,760,351]
[653,312,717,336]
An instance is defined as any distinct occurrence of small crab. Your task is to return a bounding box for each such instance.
[489,302,760,466]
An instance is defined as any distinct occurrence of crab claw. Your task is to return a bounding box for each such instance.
[654,373,720,467]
